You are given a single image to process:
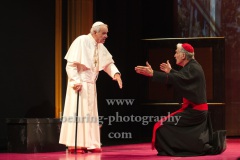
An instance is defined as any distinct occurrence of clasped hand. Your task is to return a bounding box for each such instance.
[73,83,82,91]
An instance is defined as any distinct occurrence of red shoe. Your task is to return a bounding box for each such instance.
[88,148,102,153]
[68,148,87,154]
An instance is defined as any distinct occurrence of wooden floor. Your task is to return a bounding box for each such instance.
[0,138,239,160]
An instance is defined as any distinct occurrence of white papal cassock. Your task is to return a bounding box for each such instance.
[59,34,120,149]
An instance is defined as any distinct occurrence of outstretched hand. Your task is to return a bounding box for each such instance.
[160,60,172,73]
[113,73,122,89]
[135,61,153,77]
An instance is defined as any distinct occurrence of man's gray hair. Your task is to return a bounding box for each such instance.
[177,43,195,60]
[90,21,108,34]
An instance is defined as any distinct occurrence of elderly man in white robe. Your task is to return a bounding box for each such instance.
[59,21,122,154]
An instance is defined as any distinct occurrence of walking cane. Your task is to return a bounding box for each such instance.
[74,91,79,154]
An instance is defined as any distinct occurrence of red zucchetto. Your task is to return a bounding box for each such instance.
[182,43,194,53]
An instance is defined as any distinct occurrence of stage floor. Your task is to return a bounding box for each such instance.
[0,138,239,160]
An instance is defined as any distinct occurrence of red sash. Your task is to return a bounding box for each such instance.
[151,98,208,149]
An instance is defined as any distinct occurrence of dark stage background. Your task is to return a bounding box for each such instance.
[0,0,239,150]
[0,0,56,150]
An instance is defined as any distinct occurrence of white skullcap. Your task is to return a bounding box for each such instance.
[92,21,104,27]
